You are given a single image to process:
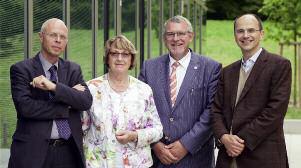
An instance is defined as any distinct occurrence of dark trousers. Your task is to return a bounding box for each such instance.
[43,137,83,168]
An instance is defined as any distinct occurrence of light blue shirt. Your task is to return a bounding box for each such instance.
[39,53,60,139]
[241,48,262,72]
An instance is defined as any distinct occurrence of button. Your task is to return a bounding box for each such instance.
[169,118,174,122]
[164,136,169,140]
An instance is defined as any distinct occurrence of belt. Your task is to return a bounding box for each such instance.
[49,139,69,147]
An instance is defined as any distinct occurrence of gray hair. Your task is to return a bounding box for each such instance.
[163,15,193,34]
[40,18,66,33]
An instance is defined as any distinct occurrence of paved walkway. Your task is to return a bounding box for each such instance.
[0,149,9,168]
[285,134,301,167]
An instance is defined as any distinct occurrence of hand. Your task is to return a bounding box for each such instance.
[115,130,137,144]
[152,142,178,165]
[165,140,188,162]
[73,84,85,92]
[31,75,56,91]
[220,134,245,157]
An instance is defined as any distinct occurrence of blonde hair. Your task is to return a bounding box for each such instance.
[104,35,137,70]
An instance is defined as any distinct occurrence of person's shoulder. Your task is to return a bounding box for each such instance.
[130,76,152,90]
[144,54,169,64]
[60,58,80,68]
[191,53,222,71]
[87,75,106,85]
[263,49,290,63]
[12,58,30,67]
[86,75,106,90]
[59,58,84,73]
[11,56,36,70]
[192,52,220,66]
[130,75,146,85]
[223,59,241,71]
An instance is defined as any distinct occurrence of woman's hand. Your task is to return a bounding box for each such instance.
[115,130,138,144]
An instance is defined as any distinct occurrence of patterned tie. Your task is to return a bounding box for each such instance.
[49,65,71,140]
[170,62,180,107]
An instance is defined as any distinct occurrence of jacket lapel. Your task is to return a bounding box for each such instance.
[32,53,46,77]
[236,49,268,104]
[159,55,172,108]
[57,58,68,85]
[32,53,50,98]
[173,54,199,110]
[230,61,241,109]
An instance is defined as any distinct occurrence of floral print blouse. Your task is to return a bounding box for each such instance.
[82,74,163,168]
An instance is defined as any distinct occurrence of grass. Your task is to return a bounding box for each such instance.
[204,20,296,65]
[1,20,301,148]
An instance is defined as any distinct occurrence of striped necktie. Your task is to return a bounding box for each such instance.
[170,62,180,107]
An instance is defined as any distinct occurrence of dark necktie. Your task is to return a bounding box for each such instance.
[49,65,71,140]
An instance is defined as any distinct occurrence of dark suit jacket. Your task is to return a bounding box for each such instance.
[139,51,221,168]
[8,53,92,168]
[212,49,291,168]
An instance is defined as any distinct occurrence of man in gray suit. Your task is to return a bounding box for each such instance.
[139,15,221,168]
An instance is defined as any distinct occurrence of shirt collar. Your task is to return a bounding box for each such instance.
[39,53,59,72]
[169,50,191,69]
[241,48,262,65]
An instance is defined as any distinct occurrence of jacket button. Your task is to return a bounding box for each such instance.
[169,118,174,122]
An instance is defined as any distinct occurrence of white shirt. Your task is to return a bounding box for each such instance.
[241,48,262,72]
[169,50,191,96]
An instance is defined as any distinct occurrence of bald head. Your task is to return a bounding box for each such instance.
[40,18,68,33]
[234,14,263,31]
[38,18,69,62]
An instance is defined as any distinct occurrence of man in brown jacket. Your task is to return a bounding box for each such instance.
[211,13,291,168]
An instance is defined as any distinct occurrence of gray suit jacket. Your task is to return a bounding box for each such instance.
[139,51,221,168]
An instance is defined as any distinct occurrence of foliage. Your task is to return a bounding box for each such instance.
[0,1,23,38]
[33,1,62,32]
[0,1,23,57]
[121,1,136,32]
[259,0,301,43]
[149,0,208,39]
[207,0,264,19]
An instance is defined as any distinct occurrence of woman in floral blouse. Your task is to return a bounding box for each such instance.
[81,35,163,168]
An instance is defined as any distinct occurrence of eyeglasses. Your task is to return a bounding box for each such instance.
[43,32,68,41]
[109,52,131,59]
[235,28,261,35]
[165,31,190,39]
